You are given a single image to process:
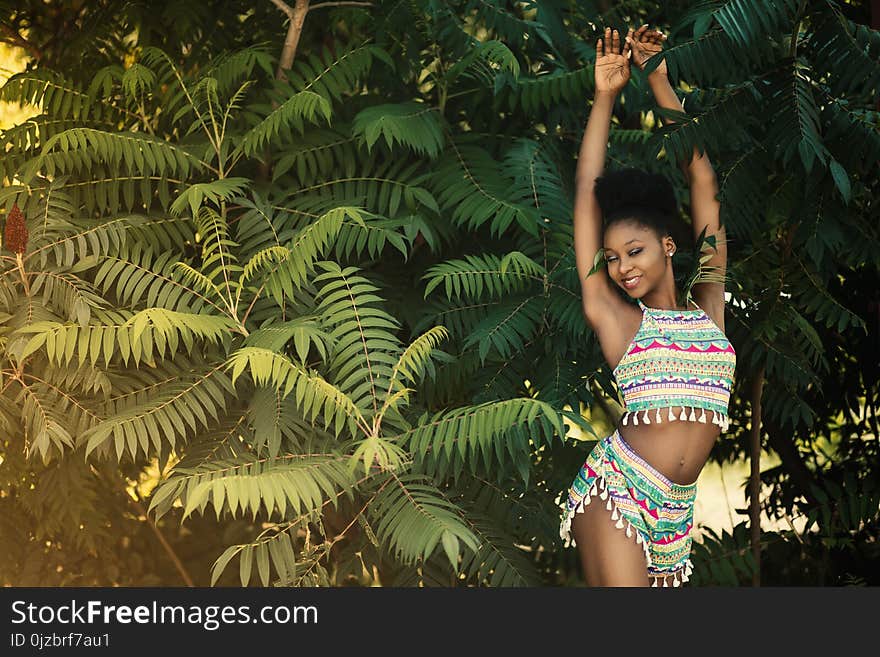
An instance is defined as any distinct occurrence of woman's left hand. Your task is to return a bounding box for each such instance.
[626,24,668,77]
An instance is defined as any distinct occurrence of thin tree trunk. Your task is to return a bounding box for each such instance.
[749,365,765,586]
[270,0,311,78]
[269,1,374,77]
[262,0,310,181]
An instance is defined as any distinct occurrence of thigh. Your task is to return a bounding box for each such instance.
[647,482,697,586]
[570,489,651,587]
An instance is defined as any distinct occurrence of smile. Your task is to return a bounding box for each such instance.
[622,276,641,289]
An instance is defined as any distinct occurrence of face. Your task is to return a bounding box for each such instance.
[603,220,674,296]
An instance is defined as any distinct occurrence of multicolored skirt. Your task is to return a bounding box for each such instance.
[559,428,697,587]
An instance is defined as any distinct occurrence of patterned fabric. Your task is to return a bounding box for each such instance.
[613,297,736,432]
[559,429,697,587]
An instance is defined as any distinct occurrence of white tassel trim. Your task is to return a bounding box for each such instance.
[558,472,651,568]
[619,406,730,432]
[648,559,695,589]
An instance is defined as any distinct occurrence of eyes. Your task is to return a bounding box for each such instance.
[605,248,641,263]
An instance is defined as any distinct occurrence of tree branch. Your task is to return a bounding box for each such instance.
[90,465,195,587]
[269,0,296,17]
[130,490,195,587]
[270,0,310,77]
[311,2,373,8]
[0,22,42,61]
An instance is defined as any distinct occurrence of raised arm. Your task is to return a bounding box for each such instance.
[574,27,632,322]
[629,26,728,327]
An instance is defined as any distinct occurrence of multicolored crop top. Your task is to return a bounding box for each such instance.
[613,297,736,432]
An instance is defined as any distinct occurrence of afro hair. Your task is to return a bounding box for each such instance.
[593,167,682,243]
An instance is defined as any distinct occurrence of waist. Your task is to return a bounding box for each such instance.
[614,422,717,486]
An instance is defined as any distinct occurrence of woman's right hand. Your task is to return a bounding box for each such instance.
[594,26,633,95]
[626,23,668,77]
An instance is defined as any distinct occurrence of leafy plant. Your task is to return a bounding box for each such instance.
[1,0,877,587]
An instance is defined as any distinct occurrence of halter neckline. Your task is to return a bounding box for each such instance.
[637,298,702,313]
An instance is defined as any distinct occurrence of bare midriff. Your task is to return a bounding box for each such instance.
[616,405,721,487]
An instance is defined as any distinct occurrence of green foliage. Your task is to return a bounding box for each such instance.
[404,398,563,486]
[351,101,445,158]
[369,473,480,569]
[689,523,757,586]
[432,140,544,237]
[1,0,877,588]
[806,474,880,539]
[151,452,357,522]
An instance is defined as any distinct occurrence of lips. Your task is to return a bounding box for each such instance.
[622,275,641,289]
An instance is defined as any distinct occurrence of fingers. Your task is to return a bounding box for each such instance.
[597,26,612,56]
[598,26,656,56]
[651,30,667,45]
[632,23,667,45]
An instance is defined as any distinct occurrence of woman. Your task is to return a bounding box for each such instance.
[559,25,737,587]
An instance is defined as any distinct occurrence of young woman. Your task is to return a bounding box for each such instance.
[559,25,737,587]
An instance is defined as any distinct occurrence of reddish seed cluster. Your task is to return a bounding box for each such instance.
[4,203,28,254]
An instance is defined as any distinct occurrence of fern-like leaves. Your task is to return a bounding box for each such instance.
[351,101,444,158]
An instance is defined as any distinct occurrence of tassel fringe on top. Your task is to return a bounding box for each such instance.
[620,405,730,432]
[613,298,736,434]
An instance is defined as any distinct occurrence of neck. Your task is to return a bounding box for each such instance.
[642,296,689,311]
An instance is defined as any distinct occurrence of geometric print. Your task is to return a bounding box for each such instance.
[614,297,736,433]
[559,429,697,587]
